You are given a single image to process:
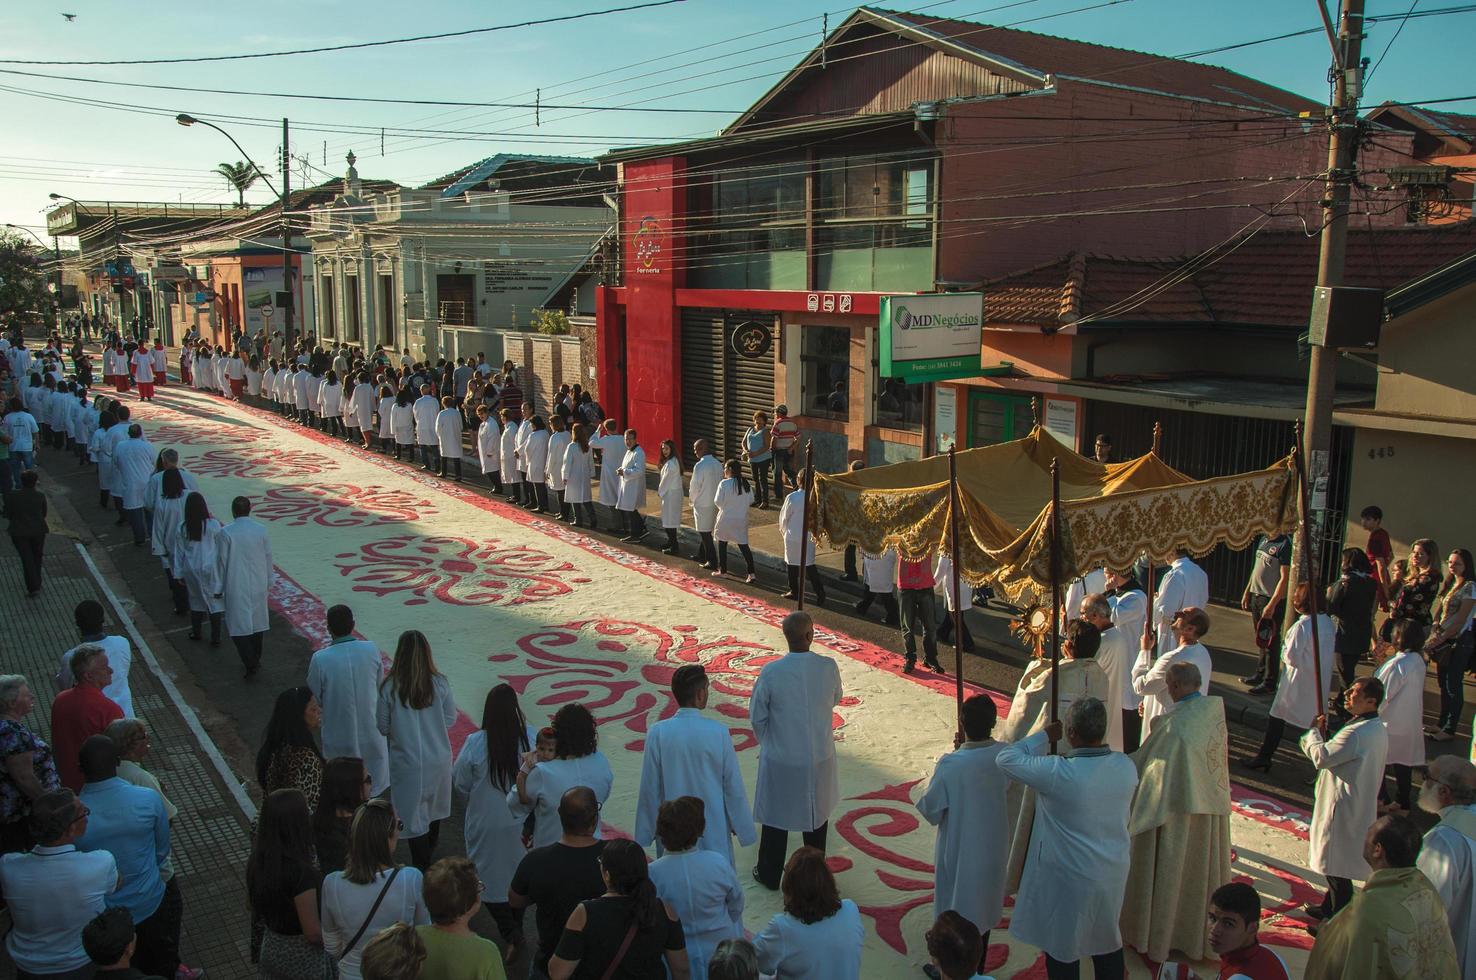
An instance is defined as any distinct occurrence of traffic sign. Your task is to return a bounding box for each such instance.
[260,304,274,318]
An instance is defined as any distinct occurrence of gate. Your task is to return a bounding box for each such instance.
[680,309,776,464]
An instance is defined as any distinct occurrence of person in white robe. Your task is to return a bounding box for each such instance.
[916,693,1009,965]
[148,470,191,614]
[1373,618,1428,812]
[224,349,246,399]
[562,426,595,528]
[998,697,1138,977]
[497,408,521,501]
[545,416,572,521]
[260,363,277,403]
[1244,585,1336,769]
[390,392,416,461]
[509,404,533,506]
[1301,675,1390,918]
[633,664,755,865]
[522,417,550,511]
[779,481,825,606]
[854,547,899,625]
[375,387,395,450]
[1106,567,1149,752]
[102,412,133,510]
[433,397,464,481]
[1132,605,1212,736]
[712,461,756,582]
[292,365,312,421]
[411,385,440,471]
[592,423,626,530]
[350,374,376,448]
[244,359,261,397]
[934,552,973,652]
[128,348,156,401]
[1416,755,1476,974]
[1063,567,1108,630]
[648,795,745,980]
[655,440,684,555]
[616,428,648,543]
[376,631,458,868]
[319,374,343,437]
[306,604,389,793]
[110,425,156,547]
[89,416,117,507]
[217,497,273,678]
[751,612,843,889]
[688,441,722,568]
[179,347,193,387]
[1152,552,1210,655]
[474,405,503,492]
[150,343,166,385]
[1080,592,1129,751]
[172,498,225,645]
[508,704,614,850]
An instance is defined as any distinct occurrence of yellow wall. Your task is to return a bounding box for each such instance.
[1345,426,1476,563]
[1374,284,1476,419]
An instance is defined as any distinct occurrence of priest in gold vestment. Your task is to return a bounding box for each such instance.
[1120,661,1232,961]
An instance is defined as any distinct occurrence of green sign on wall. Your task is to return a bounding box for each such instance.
[879,292,984,382]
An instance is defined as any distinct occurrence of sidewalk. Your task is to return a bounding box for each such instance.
[0,486,256,979]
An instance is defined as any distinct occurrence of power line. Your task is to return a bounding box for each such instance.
[1367,0,1421,84]
[0,0,691,66]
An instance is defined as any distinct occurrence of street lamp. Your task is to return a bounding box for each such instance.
[8,222,64,322]
[176,112,295,352]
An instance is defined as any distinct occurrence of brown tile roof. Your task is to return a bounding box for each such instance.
[880,7,1321,114]
[982,220,1476,328]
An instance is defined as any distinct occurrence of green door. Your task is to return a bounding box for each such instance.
[966,390,1035,447]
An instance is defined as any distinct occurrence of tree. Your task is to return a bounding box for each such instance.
[214,160,261,207]
[531,307,571,336]
[0,230,52,328]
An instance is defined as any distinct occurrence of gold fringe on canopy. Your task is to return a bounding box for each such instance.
[811,427,1298,604]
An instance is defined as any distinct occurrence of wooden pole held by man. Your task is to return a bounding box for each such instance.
[1292,421,1326,733]
[948,445,965,738]
[796,441,814,610]
[1049,458,1062,754]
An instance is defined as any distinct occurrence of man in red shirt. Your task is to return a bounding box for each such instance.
[1360,505,1393,611]
[1208,881,1289,980]
[50,645,123,791]
[768,404,800,500]
[898,554,943,674]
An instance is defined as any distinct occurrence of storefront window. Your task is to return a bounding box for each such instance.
[800,326,851,420]
[873,363,925,431]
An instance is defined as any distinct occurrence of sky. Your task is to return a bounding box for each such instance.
[1,0,1472,241]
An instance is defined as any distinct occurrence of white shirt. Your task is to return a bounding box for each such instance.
[321,867,429,980]
[592,432,626,505]
[435,408,463,458]
[307,638,390,794]
[617,445,648,510]
[649,848,745,980]
[1153,557,1210,654]
[111,436,158,510]
[217,517,273,637]
[634,707,756,865]
[57,635,134,718]
[1094,625,1131,751]
[1269,614,1336,728]
[751,651,842,831]
[1108,589,1148,708]
[713,477,753,544]
[754,900,864,980]
[0,845,118,975]
[375,674,457,837]
[453,726,536,899]
[916,740,1010,934]
[1374,650,1427,766]
[778,488,815,566]
[862,549,897,594]
[1301,716,1388,879]
[562,441,593,504]
[508,752,614,849]
[412,395,440,445]
[1131,640,1212,736]
[476,419,502,474]
[689,455,722,528]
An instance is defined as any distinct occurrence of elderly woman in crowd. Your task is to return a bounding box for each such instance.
[0,674,59,854]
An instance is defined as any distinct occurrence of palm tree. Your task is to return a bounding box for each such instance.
[214,161,261,207]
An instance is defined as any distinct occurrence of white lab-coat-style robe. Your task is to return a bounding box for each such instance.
[307,638,390,793]
[562,443,593,504]
[261,368,277,400]
[498,422,519,476]
[110,437,157,510]
[1270,614,1337,728]
[514,420,533,475]
[151,346,166,377]
[617,445,647,510]
[997,730,1139,963]
[1109,589,1148,708]
[1153,557,1210,654]
[862,549,897,595]
[713,478,753,545]
[592,433,625,505]
[376,395,394,439]
[754,901,865,980]
[376,674,457,838]
[412,395,439,446]
[150,494,188,572]
[1131,641,1212,736]
[390,404,414,445]
[915,739,1010,934]
[1094,626,1131,752]
[1374,650,1427,766]
[1064,568,1108,625]
[319,381,342,417]
[452,726,536,901]
[657,458,683,528]
[633,707,756,864]
[509,752,614,849]
[689,455,722,532]
[523,429,549,480]
[350,383,375,431]
[476,419,501,474]
[751,651,843,831]
[173,518,225,614]
[216,517,273,637]
[649,848,744,980]
[293,370,311,409]
[1417,805,1476,975]
[1301,716,1389,879]
[90,426,114,490]
[934,554,964,612]
[434,409,463,459]
[545,430,572,491]
[778,488,814,566]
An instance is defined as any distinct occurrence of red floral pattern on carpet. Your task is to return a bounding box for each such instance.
[250,483,438,527]
[185,447,339,479]
[333,534,590,606]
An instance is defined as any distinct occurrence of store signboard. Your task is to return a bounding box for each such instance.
[879,293,984,382]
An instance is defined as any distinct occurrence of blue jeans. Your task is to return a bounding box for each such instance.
[10,450,35,484]
[771,446,796,499]
[0,458,12,493]
[1436,632,1473,733]
[419,444,438,469]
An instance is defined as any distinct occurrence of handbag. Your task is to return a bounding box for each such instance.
[337,865,401,962]
[599,919,640,980]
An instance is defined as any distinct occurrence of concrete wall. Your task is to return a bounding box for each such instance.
[1344,426,1476,563]
[1372,284,1476,419]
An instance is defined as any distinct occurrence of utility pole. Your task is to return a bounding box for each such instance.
[281,117,296,355]
[1289,0,1366,623]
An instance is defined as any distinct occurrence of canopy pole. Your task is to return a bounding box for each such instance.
[948,445,965,740]
[1143,419,1163,653]
[1292,421,1326,733]
[796,441,814,610]
[1049,458,1062,755]
[1152,420,1163,455]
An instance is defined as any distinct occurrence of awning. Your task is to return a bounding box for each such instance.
[811,427,1297,603]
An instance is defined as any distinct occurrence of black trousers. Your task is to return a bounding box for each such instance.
[574,501,596,527]
[1044,948,1124,980]
[530,481,549,511]
[937,610,974,650]
[1255,715,1292,762]
[438,456,463,479]
[755,822,828,889]
[190,610,223,645]
[134,876,183,979]
[622,509,646,539]
[11,534,44,594]
[553,488,568,520]
[843,544,858,578]
[855,588,900,626]
[233,631,266,672]
[408,819,441,870]
[1324,875,1355,915]
[483,901,525,947]
[1383,763,1413,810]
[1122,709,1142,754]
[484,470,503,493]
[1249,593,1286,686]
[717,541,754,576]
[696,531,716,566]
[786,563,826,604]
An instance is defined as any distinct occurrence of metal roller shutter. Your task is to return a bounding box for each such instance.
[681,309,724,464]
[724,315,776,464]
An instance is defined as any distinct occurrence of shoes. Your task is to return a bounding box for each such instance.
[814,595,826,608]
[711,570,724,578]
[922,965,943,980]
[751,868,778,891]
[187,631,201,641]
[1303,902,1329,921]
[1247,683,1275,696]
[1241,674,1265,687]
[841,573,859,583]
[1237,756,1274,773]
[1430,730,1455,742]
[700,562,717,571]
[925,658,945,674]
[661,547,678,555]
[781,592,798,600]
[176,965,205,980]
[242,665,259,679]
[744,574,757,584]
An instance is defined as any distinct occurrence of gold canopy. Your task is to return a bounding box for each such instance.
[810,427,1298,603]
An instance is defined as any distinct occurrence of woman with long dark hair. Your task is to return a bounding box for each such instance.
[548,837,690,980]
[171,491,224,645]
[257,686,325,810]
[713,459,756,583]
[1382,538,1440,640]
[390,387,416,461]
[248,788,332,978]
[1426,547,1476,740]
[453,683,535,957]
[313,756,370,874]
[320,370,343,438]
[321,799,429,980]
[513,702,613,849]
[150,467,190,614]
[563,422,596,528]
[1327,547,1377,697]
[524,415,551,512]
[656,440,683,556]
[376,383,395,454]
[753,847,863,979]
[90,408,118,508]
[376,631,457,869]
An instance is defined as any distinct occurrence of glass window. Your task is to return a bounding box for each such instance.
[873,363,925,431]
[800,326,851,420]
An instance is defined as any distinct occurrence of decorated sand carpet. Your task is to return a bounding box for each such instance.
[128,386,1323,978]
